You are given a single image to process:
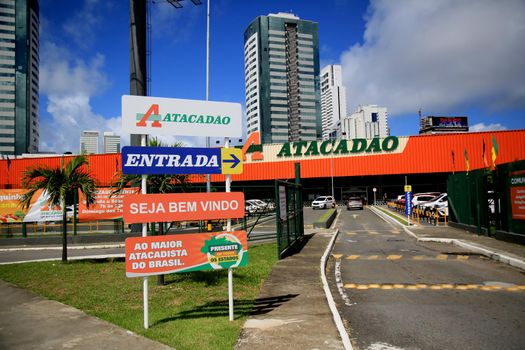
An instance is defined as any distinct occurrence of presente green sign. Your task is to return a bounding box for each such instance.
[276,136,399,158]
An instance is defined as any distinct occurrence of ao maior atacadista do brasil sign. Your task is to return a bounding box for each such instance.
[125,231,248,277]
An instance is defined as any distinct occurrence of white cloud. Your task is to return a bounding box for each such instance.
[39,41,119,153]
[340,0,525,116]
[470,123,508,132]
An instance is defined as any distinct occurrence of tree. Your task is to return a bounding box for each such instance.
[20,155,96,263]
[111,137,193,284]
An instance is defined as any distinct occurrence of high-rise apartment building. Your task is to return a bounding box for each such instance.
[80,130,99,154]
[0,0,39,156]
[320,65,347,140]
[103,131,120,154]
[340,105,389,139]
[244,12,322,144]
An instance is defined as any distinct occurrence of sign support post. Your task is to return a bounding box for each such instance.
[225,137,234,321]
[141,134,149,329]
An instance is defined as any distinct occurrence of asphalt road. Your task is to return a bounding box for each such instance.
[328,207,525,350]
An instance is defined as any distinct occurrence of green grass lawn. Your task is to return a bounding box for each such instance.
[0,243,277,350]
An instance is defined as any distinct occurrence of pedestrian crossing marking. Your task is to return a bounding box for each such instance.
[343,283,525,292]
[369,231,379,235]
[346,255,360,260]
[346,232,356,236]
[387,255,402,260]
[340,254,479,261]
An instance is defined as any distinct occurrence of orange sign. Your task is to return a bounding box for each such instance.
[125,231,248,277]
[123,192,245,224]
[78,187,138,222]
[510,171,525,220]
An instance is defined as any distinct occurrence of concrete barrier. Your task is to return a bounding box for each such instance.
[313,209,337,229]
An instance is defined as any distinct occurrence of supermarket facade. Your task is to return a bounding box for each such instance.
[1,129,524,201]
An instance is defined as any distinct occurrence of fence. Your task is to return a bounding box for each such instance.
[447,160,525,241]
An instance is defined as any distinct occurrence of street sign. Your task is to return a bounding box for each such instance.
[404,185,412,192]
[125,231,248,277]
[121,95,242,137]
[405,191,413,216]
[121,146,243,175]
[123,192,245,224]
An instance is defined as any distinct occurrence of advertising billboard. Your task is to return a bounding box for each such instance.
[125,231,248,277]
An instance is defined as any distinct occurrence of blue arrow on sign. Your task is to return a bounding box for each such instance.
[223,153,240,169]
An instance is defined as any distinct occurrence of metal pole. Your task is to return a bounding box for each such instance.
[330,156,334,198]
[141,134,149,329]
[225,136,234,321]
[205,0,211,193]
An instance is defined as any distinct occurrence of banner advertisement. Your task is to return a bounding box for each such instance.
[510,171,525,220]
[123,192,245,224]
[78,187,138,222]
[125,230,248,277]
[0,189,27,223]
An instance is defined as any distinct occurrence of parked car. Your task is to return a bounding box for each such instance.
[411,194,437,207]
[245,199,274,213]
[245,201,260,214]
[346,197,363,210]
[312,196,336,209]
[421,193,448,210]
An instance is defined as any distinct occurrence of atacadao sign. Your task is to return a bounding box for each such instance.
[121,95,242,137]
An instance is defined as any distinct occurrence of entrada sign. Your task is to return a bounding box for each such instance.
[121,95,242,137]
[276,136,399,157]
[121,146,243,175]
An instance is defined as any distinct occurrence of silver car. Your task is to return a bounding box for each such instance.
[346,197,363,210]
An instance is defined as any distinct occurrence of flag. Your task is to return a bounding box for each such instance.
[491,134,499,169]
[115,157,119,171]
[464,149,469,175]
[482,139,488,168]
[451,150,455,174]
[6,155,10,171]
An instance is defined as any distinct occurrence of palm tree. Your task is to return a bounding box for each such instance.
[20,155,96,263]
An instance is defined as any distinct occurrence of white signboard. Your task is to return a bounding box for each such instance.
[279,186,287,220]
[121,95,242,137]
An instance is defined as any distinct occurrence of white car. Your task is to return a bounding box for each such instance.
[312,196,336,210]
[245,199,273,213]
[421,193,448,210]
[412,194,437,207]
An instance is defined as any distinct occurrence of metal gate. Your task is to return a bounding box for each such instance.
[275,179,304,259]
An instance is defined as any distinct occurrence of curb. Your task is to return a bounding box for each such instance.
[370,206,525,271]
[320,220,353,349]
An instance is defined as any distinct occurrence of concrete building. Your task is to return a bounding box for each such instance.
[244,12,321,144]
[80,131,99,154]
[0,0,39,156]
[320,65,347,140]
[340,105,389,139]
[103,131,120,154]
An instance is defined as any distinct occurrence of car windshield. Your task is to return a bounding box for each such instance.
[315,197,327,201]
[348,197,360,201]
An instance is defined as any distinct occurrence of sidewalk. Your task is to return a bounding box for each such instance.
[0,280,173,350]
[235,229,345,350]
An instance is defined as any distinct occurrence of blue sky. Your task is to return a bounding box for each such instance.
[38,0,525,153]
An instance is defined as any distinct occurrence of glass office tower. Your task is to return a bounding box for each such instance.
[0,0,39,156]
[244,12,322,144]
